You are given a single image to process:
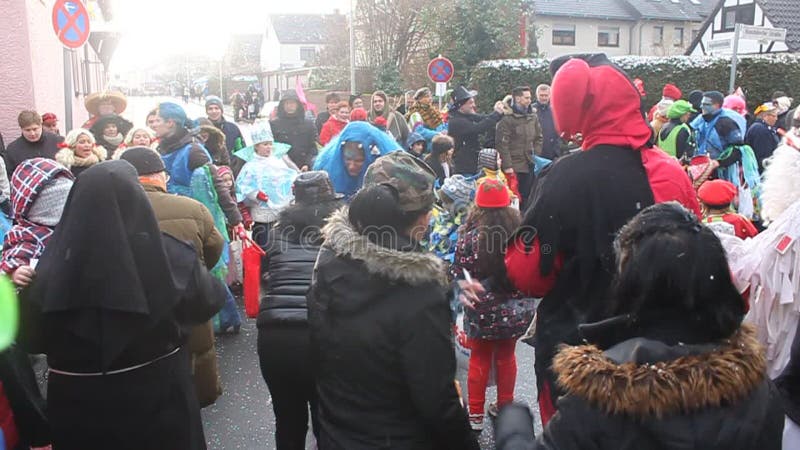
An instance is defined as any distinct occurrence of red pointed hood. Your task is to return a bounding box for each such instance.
[550,54,653,151]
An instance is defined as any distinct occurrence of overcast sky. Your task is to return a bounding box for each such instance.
[111,0,352,73]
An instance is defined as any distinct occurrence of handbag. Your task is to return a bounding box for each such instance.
[241,236,265,319]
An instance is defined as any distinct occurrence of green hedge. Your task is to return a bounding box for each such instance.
[470,54,800,112]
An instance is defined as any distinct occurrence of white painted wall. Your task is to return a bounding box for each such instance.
[690,0,790,56]
[536,17,633,58]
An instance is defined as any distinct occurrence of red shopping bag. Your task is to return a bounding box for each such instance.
[242,237,265,318]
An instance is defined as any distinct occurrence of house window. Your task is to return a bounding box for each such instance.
[300,47,317,62]
[598,27,620,47]
[653,26,664,44]
[721,3,756,31]
[552,24,576,46]
[673,27,684,46]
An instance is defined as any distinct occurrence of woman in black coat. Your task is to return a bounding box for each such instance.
[17,160,225,450]
[307,152,478,450]
[496,203,783,450]
[256,171,342,450]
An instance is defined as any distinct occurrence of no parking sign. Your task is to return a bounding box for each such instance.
[52,0,91,49]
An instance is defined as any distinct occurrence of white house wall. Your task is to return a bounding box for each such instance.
[536,17,634,58]
[690,0,789,56]
[278,44,323,70]
[633,21,703,56]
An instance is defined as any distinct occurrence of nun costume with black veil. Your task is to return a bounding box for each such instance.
[17,160,225,450]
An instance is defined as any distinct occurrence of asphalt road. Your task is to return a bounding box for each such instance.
[124,96,543,449]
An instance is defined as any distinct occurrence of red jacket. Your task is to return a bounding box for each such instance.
[319,116,348,145]
[705,213,758,239]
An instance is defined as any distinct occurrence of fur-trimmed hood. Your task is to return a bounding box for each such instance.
[55,145,108,170]
[321,208,448,286]
[501,94,534,117]
[553,325,767,419]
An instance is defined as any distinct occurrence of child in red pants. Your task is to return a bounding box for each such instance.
[451,178,536,432]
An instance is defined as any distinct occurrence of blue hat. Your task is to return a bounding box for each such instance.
[158,102,187,127]
[250,121,274,145]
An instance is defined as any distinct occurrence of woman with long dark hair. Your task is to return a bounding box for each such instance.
[450,178,534,432]
[17,160,224,450]
[308,152,478,450]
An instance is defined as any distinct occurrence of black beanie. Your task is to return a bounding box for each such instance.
[688,90,704,109]
[119,146,166,176]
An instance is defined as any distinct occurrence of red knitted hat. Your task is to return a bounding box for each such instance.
[350,107,368,122]
[662,83,682,100]
[475,178,510,208]
[698,179,737,207]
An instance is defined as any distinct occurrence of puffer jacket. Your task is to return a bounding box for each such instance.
[270,91,318,169]
[535,324,783,449]
[496,95,543,174]
[308,209,479,450]
[256,200,341,327]
[143,183,225,407]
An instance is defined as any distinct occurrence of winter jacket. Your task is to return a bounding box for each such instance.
[257,200,340,328]
[423,153,453,186]
[308,209,479,450]
[368,96,410,147]
[448,109,502,175]
[89,115,133,157]
[319,116,348,145]
[4,132,64,178]
[1,159,74,274]
[55,145,108,178]
[745,119,780,172]
[534,101,561,160]
[270,92,319,169]
[691,109,746,159]
[315,111,331,135]
[450,223,533,340]
[496,96,543,174]
[158,128,242,226]
[142,182,225,407]
[534,325,783,449]
[210,117,245,159]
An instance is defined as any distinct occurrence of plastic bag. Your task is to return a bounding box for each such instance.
[242,237,265,319]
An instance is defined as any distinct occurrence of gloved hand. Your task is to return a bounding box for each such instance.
[256,191,269,202]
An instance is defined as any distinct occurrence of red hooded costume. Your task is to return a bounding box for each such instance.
[504,54,699,425]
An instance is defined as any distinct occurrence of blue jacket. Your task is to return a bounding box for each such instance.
[691,109,746,159]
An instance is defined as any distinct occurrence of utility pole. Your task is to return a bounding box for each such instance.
[349,0,356,94]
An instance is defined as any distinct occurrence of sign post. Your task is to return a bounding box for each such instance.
[427,55,454,110]
[727,24,786,93]
[52,0,91,131]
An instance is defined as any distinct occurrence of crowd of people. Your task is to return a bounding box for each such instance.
[0,51,799,449]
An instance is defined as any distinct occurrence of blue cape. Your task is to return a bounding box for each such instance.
[313,121,401,199]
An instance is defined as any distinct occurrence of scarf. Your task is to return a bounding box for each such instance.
[406,102,443,129]
[103,133,124,147]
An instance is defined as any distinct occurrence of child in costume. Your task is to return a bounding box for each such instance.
[698,179,758,239]
[450,178,534,431]
[425,174,475,265]
[476,148,519,204]
[236,122,298,251]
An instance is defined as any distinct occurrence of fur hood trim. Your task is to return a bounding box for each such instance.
[502,95,514,115]
[553,325,766,418]
[322,208,448,286]
[57,145,107,169]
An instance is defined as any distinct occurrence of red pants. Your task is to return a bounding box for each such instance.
[467,338,517,416]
